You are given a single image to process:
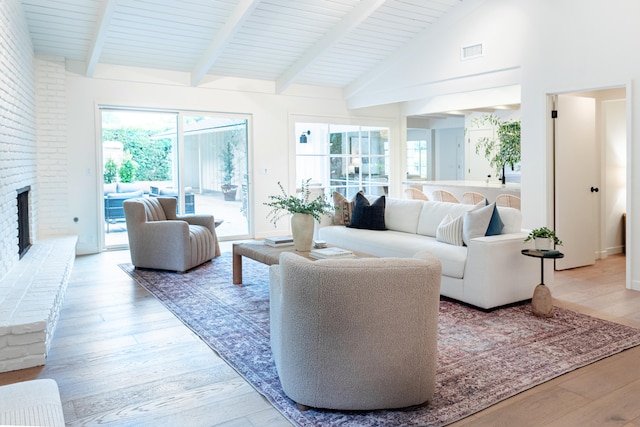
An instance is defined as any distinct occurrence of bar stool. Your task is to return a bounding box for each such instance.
[496,194,521,210]
[462,192,486,205]
[403,188,429,201]
[432,190,459,203]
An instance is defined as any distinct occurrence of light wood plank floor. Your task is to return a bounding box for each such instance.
[0,248,637,426]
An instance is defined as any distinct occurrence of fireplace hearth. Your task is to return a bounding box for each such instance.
[17,186,31,259]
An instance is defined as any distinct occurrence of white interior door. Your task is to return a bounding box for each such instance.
[466,128,494,181]
[435,128,463,180]
[554,94,598,270]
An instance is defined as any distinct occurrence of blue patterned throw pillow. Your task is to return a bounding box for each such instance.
[347,193,387,230]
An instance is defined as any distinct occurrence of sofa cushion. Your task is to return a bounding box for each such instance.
[496,206,522,233]
[318,226,467,279]
[348,193,386,230]
[416,201,476,237]
[105,189,144,200]
[436,214,464,246]
[103,182,117,196]
[117,182,147,194]
[463,202,495,246]
[333,191,362,225]
[384,198,424,234]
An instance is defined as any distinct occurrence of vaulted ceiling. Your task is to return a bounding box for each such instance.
[21,0,462,92]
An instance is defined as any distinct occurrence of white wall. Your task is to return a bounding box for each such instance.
[36,57,68,239]
[346,0,524,108]
[602,98,626,255]
[0,0,37,279]
[517,0,639,288]
[59,64,401,254]
[346,0,640,289]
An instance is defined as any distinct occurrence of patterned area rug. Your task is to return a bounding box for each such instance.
[120,253,640,426]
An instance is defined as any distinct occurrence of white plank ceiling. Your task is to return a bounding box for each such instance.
[21,0,462,91]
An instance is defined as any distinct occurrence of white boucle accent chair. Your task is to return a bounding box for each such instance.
[0,379,65,426]
[269,251,442,411]
[123,197,220,272]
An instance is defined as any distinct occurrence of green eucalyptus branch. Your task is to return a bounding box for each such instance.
[264,179,333,226]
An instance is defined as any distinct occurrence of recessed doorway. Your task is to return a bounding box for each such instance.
[550,87,627,271]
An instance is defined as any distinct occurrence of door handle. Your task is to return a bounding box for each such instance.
[591,187,599,193]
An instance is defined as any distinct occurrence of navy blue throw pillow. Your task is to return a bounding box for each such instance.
[347,193,387,230]
[485,203,504,236]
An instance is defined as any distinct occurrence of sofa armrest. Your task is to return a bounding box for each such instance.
[462,232,543,309]
[128,220,190,271]
[136,221,190,249]
[176,214,220,257]
[179,214,215,231]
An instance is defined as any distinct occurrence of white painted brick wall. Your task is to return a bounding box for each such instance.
[0,0,76,374]
[35,56,68,239]
[0,0,37,279]
[0,237,76,373]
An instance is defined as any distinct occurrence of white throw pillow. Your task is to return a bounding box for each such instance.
[436,214,464,246]
[463,202,495,246]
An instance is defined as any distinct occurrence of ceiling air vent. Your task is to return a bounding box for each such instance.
[461,43,483,60]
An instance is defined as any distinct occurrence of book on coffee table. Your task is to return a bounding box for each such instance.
[309,247,355,259]
[264,236,294,247]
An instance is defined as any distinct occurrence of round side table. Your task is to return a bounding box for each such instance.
[521,249,565,317]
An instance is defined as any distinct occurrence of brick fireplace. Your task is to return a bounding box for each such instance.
[0,236,76,372]
[17,186,31,259]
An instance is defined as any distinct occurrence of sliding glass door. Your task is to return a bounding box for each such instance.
[101,108,250,249]
[181,115,249,239]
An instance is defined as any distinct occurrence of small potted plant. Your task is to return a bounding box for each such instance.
[264,179,333,251]
[524,227,563,251]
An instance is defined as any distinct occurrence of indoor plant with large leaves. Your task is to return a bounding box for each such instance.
[264,179,333,251]
[471,114,521,184]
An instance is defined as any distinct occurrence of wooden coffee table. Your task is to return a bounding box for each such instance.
[232,242,373,285]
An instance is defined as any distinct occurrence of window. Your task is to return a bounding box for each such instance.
[101,108,250,249]
[295,123,390,198]
[406,128,431,180]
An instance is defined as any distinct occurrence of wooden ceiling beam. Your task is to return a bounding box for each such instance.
[191,0,261,86]
[274,0,387,94]
[85,0,118,77]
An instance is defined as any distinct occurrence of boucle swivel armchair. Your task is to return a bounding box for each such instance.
[269,251,442,411]
[123,197,220,272]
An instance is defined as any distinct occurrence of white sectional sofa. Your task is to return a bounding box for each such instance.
[319,197,542,310]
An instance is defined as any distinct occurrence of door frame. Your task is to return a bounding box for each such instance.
[96,106,255,251]
[547,83,631,287]
[551,93,598,270]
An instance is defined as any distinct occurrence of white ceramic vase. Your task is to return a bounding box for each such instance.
[534,237,552,251]
[290,213,314,251]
